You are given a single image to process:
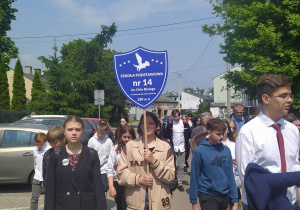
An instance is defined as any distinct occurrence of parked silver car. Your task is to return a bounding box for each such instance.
[14,115,96,145]
[0,124,50,184]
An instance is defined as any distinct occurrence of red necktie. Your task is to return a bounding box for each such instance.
[272,124,287,194]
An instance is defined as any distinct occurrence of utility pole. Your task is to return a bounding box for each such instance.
[226,62,231,116]
[225,13,231,117]
[178,73,181,110]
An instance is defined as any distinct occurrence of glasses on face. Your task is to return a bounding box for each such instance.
[156,129,161,132]
[271,93,294,100]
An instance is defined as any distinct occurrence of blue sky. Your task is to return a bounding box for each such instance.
[8,0,226,93]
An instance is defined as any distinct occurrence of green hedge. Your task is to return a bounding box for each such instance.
[0,110,31,124]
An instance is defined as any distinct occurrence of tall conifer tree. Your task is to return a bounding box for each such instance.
[27,70,46,111]
[11,59,27,110]
[0,59,10,109]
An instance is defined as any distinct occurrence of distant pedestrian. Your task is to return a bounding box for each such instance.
[88,119,114,193]
[117,112,175,209]
[223,119,242,209]
[190,115,201,132]
[115,115,129,142]
[190,118,238,210]
[190,112,212,152]
[30,133,50,210]
[107,124,136,210]
[283,113,300,131]
[225,118,238,141]
[230,104,249,132]
[164,109,190,191]
[187,113,193,127]
[42,126,66,193]
[45,116,107,210]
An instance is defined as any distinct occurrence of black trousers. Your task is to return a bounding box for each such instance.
[114,181,127,210]
[198,192,229,210]
[185,140,190,165]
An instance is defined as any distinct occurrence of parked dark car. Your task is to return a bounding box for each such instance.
[14,115,96,145]
[0,124,51,184]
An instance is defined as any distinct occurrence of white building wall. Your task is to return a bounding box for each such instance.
[213,66,243,104]
[181,92,201,110]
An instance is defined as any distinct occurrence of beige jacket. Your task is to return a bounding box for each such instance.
[117,137,175,210]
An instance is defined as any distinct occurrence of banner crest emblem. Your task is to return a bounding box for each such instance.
[113,47,168,108]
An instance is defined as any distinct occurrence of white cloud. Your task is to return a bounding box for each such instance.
[52,0,208,27]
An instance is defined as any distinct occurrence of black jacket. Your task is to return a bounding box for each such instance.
[44,145,107,210]
[43,148,54,191]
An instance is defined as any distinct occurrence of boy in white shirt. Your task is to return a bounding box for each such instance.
[88,119,113,192]
[30,132,50,210]
[236,75,300,209]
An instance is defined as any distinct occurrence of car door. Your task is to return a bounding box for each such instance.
[81,119,96,145]
[0,129,35,184]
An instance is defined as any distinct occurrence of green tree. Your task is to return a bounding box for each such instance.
[183,87,195,93]
[195,87,205,94]
[203,0,300,108]
[11,59,26,110]
[0,58,10,109]
[27,70,46,111]
[0,0,19,66]
[38,23,126,121]
[197,101,212,114]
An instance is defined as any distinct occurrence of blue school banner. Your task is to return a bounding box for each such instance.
[113,47,168,108]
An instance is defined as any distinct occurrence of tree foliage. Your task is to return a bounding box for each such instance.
[183,87,205,94]
[27,70,46,111]
[38,23,127,121]
[203,0,300,108]
[197,101,212,114]
[0,58,10,109]
[11,59,26,110]
[183,87,195,93]
[0,0,19,66]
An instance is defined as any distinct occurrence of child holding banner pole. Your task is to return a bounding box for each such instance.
[117,111,175,210]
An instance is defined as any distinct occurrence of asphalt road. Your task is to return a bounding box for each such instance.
[0,166,194,210]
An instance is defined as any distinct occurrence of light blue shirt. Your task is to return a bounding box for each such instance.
[231,114,245,132]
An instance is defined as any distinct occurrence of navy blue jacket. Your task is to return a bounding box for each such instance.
[245,163,300,210]
[43,148,54,190]
[44,145,106,210]
[190,139,238,204]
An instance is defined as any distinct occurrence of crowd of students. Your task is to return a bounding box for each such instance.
[29,74,300,210]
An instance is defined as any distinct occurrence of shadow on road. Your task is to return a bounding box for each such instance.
[0,184,31,193]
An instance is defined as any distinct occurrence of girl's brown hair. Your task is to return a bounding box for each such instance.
[115,124,136,154]
[63,115,84,130]
[224,119,235,142]
[225,118,238,141]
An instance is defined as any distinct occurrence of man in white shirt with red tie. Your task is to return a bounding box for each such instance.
[236,74,300,210]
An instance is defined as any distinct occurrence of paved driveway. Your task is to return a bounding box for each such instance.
[0,165,194,210]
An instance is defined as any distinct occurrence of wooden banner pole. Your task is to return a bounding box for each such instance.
[143,109,152,210]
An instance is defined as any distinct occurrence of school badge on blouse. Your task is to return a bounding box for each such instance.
[62,158,69,166]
